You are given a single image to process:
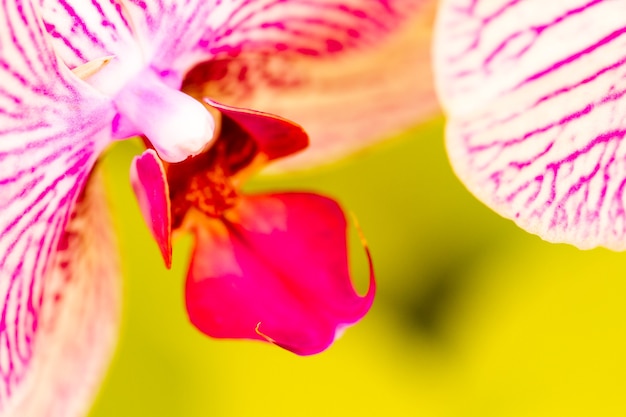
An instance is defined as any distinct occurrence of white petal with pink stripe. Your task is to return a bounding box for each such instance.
[1,0,440,414]
[42,0,439,170]
[435,0,626,249]
[0,1,117,415]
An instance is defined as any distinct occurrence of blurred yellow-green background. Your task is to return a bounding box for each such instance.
[90,118,626,417]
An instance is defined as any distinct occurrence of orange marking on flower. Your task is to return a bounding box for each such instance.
[254,322,276,344]
[71,55,115,80]
[183,163,238,218]
[350,212,371,250]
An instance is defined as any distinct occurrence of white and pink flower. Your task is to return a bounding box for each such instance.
[0,1,436,416]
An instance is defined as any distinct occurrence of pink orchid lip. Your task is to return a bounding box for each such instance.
[4,0,434,412]
[130,99,310,266]
[130,101,375,355]
[185,192,376,356]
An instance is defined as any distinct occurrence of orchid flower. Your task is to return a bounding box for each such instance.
[434,0,626,249]
[1,0,437,416]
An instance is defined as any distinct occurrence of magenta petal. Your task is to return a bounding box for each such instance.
[130,149,172,267]
[185,193,375,355]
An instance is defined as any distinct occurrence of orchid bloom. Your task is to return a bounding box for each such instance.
[131,102,376,356]
[1,0,437,416]
[434,0,626,249]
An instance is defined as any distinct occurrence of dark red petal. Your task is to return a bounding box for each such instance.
[185,193,374,355]
[207,99,309,161]
[130,149,173,268]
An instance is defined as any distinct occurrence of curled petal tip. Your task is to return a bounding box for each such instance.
[254,322,275,344]
[350,213,377,318]
[205,99,309,161]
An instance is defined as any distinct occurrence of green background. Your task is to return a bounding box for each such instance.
[89,118,626,417]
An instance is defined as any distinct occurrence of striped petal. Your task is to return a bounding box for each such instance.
[42,0,438,170]
[434,0,626,249]
[40,0,154,103]
[1,0,114,412]
[8,169,120,417]
[40,0,136,69]
[39,0,215,86]
[180,0,438,170]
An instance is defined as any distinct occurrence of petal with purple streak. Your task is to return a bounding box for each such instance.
[130,149,172,268]
[434,0,626,249]
[39,0,212,82]
[185,193,375,356]
[40,0,137,68]
[9,169,120,417]
[0,0,114,412]
[42,0,439,169]
[184,0,439,170]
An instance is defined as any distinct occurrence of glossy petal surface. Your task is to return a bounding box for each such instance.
[0,0,113,412]
[434,0,626,249]
[131,149,172,268]
[185,193,375,356]
[9,170,120,417]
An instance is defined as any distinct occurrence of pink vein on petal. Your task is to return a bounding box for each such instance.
[40,0,134,68]
[435,0,626,249]
[0,0,114,411]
